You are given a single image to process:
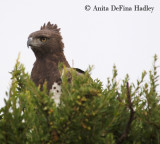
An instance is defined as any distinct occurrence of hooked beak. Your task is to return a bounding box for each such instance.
[27,37,33,48]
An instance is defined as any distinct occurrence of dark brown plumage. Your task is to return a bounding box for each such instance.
[27,22,84,104]
[28,22,70,90]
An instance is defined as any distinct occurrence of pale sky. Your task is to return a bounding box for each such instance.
[0,0,160,108]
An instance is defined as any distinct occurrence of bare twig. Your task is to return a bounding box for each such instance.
[116,82,135,144]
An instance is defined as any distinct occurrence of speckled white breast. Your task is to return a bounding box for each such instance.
[50,82,62,105]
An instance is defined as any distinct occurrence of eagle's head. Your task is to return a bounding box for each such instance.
[27,22,64,58]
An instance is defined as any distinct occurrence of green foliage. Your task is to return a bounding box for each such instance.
[1,55,160,144]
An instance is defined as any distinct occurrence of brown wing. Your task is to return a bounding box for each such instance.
[61,67,85,82]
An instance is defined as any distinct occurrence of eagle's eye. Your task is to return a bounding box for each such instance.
[40,37,47,42]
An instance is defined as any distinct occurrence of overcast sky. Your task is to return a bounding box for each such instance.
[0,0,160,108]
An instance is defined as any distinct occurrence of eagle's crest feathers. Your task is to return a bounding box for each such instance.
[40,22,60,33]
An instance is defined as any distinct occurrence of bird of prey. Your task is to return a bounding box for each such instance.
[27,22,84,105]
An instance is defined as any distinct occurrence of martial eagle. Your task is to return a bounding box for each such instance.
[27,22,84,105]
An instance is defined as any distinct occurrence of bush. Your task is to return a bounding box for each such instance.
[0,55,160,144]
